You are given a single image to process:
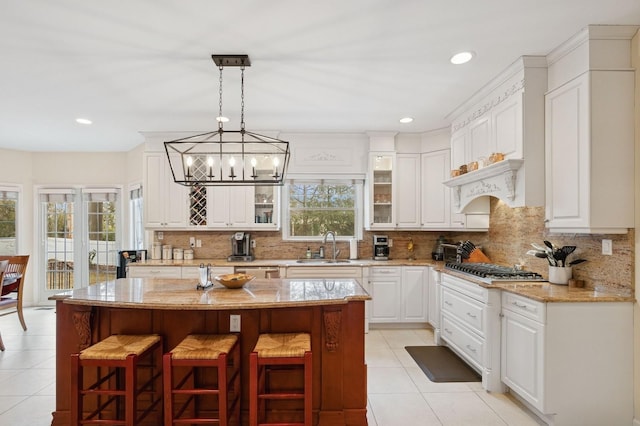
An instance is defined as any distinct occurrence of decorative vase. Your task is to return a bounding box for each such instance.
[548,266,572,285]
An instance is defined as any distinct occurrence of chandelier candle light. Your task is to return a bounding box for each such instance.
[165,54,290,186]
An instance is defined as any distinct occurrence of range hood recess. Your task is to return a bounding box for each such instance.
[443,159,525,211]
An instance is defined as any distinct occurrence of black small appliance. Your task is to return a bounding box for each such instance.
[117,250,147,278]
[228,232,254,262]
[373,234,390,260]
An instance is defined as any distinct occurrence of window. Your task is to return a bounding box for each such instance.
[0,187,19,255]
[284,180,362,240]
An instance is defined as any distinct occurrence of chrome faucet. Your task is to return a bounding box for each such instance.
[322,231,340,261]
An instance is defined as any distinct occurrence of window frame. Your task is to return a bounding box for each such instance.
[0,184,22,255]
[282,179,363,241]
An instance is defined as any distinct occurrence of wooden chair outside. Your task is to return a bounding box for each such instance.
[0,255,30,351]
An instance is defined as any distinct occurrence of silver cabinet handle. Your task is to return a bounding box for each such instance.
[465,344,477,353]
[444,328,453,335]
[512,301,527,309]
[466,312,477,319]
[444,300,453,306]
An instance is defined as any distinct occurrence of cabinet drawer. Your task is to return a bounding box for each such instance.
[442,287,484,335]
[127,266,182,279]
[286,266,362,279]
[181,266,234,279]
[441,314,484,369]
[502,292,546,323]
[369,266,401,277]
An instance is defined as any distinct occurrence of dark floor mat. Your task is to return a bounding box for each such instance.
[405,346,481,382]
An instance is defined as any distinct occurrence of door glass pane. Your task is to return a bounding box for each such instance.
[44,196,75,290]
[129,187,144,249]
[0,190,18,255]
[86,195,118,285]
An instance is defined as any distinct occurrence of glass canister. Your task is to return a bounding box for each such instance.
[162,245,173,260]
[152,242,162,260]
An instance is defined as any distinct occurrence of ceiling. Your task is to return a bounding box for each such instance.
[2,1,640,152]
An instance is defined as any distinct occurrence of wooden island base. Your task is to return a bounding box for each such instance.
[52,278,369,426]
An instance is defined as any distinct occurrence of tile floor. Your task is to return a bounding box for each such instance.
[0,308,544,425]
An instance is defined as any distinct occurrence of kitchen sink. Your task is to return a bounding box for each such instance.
[295,259,353,264]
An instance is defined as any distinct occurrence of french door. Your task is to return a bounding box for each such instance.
[39,187,121,303]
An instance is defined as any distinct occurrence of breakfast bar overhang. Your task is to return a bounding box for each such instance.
[50,277,371,426]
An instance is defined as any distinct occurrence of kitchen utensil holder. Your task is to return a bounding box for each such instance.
[549,266,572,285]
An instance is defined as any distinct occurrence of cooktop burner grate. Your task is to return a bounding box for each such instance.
[445,262,544,281]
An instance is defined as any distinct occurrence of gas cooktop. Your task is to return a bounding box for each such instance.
[445,262,545,283]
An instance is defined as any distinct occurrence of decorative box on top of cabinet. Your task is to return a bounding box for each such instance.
[143,153,188,228]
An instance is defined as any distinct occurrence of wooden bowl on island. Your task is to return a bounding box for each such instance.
[214,273,254,289]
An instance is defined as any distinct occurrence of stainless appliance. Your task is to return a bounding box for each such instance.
[445,262,544,284]
[228,232,254,262]
[373,235,389,260]
[117,250,147,278]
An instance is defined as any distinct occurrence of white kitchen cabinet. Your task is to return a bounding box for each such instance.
[467,116,491,163]
[395,154,421,228]
[368,266,401,322]
[143,153,188,228]
[181,266,234,280]
[501,292,633,425]
[127,265,182,279]
[544,70,634,234]
[369,266,429,324]
[440,273,503,392]
[401,266,429,322]
[367,153,395,229]
[492,92,523,159]
[284,266,362,279]
[428,267,441,344]
[203,185,279,230]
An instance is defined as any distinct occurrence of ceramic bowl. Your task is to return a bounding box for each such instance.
[214,273,254,289]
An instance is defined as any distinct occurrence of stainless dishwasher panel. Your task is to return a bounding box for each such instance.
[234,266,280,279]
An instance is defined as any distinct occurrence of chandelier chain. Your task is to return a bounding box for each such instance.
[240,66,245,132]
[218,65,224,131]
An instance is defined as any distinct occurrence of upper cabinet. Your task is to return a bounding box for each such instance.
[368,152,396,229]
[544,25,636,234]
[445,56,548,211]
[144,152,188,228]
[395,154,421,228]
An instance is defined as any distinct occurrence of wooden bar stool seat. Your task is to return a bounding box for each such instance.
[163,334,241,426]
[70,334,163,425]
[249,333,312,426]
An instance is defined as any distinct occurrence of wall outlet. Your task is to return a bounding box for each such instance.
[251,239,256,248]
[196,239,202,248]
[230,315,241,332]
[388,239,393,247]
[157,231,163,240]
[602,239,613,255]
[189,237,196,248]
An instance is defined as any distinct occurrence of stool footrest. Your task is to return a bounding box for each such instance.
[258,392,304,400]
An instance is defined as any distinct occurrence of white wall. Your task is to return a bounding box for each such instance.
[632,31,640,426]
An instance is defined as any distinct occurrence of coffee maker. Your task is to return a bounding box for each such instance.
[373,235,390,260]
[228,232,254,261]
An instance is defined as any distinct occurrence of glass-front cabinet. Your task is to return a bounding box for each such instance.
[367,153,395,229]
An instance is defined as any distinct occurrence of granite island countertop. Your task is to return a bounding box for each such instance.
[52,277,371,310]
[130,258,436,267]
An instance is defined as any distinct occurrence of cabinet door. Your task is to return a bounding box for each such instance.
[395,154,421,228]
[207,186,232,227]
[492,93,523,158]
[501,309,545,411]
[369,267,401,322]
[144,153,187,228]
[368,153,395,229]
[127,265,182,278]
[544,74,588,228]
[468,116,491,163]
[421,150,451,228]
[450,130,467,171]
[227,186,254,227]
[402,266,428,322]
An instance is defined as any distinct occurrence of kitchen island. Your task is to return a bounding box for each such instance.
[50,277,371,425]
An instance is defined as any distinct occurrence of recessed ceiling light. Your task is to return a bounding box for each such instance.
[399,117,413,124]
[75,118,92,125]
[216,116,229,123]
[450,51,475,65]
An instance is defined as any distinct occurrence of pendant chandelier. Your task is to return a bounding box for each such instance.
[164,54,290,186]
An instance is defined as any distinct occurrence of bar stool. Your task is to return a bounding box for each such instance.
[249,333,312,426]
[163,334,241,426]
[70,334,163,425]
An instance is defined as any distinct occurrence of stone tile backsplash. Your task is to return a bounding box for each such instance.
[156,198,633,293]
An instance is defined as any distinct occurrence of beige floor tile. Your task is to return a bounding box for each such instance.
[365,346,402,367]
[423,391,508,425]
[367,367,419,394]
[369,393,442,426]
[476,391,546,426]
[0,396,27,415]
[0,395,56,425]
[380,329,430,348]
